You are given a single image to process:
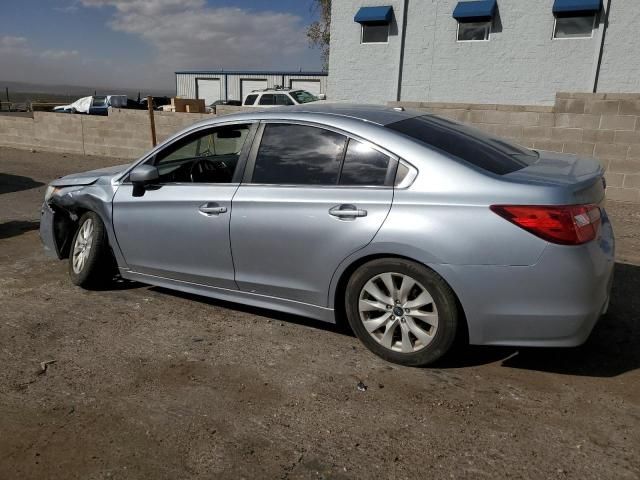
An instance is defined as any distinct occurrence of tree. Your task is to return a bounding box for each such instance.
[307,0,331,71]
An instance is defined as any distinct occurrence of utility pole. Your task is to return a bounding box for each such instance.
[147,96,157,147]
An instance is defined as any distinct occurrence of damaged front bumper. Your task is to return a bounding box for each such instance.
[40,202,61,259]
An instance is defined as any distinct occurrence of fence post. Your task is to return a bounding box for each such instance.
[147,96,157,147]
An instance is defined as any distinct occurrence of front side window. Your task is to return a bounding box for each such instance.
[362,23,389,43]
[252,124,346,185]
[457,21,491,41]
[244,94,258,105]
[553,14,596,39]
[275,94,295,106]
[340,139,391,186]
[259,94,275,106]
[153,124,251,183]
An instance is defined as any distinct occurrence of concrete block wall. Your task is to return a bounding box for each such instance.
[0,109,211,160]
[391,92,640,202]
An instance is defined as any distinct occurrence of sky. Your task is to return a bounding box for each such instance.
[0,0,322,92]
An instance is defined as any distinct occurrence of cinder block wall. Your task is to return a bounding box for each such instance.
[0,109,210,160]
[391,92,640,202]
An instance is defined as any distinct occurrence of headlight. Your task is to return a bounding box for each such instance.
[44,186,60,202]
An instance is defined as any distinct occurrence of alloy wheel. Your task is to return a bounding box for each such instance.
[358,272,439,353]
[72,218,94,274]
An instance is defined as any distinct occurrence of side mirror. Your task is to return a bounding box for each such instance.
[130,164,159,186]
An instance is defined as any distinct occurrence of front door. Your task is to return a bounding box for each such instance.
[231,122,396,306]
[113,122,255,289]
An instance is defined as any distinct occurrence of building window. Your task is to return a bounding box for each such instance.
[354,6,393,44]
[361,23,389,44]
[457,21,491,41]
[553,14,596,39]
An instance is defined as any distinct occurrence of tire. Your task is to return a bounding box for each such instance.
[345,258,459,367]
[68,211,114,288]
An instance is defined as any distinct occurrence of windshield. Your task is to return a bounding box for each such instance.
[289,90,318,104]
[386,115,539,175]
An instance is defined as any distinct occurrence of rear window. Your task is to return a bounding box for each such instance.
[386,115,539,175]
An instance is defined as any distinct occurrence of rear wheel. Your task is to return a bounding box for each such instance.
[68,212,114,288]
[345,258,459,366]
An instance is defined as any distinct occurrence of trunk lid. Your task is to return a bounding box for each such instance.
[504,150,606,204]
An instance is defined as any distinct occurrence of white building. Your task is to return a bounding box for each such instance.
[175,70,328,105]
[328,0,640,105]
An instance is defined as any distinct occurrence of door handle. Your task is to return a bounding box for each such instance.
[199,203,227,216]
[329,204,368,219]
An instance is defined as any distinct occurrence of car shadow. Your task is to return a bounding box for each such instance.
[438,262,639,378]
[106,262,638,378]
[149,286,350,336]
[0,173,44,194]
[0,220,40,240]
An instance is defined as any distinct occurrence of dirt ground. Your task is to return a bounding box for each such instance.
[0,147,638,480]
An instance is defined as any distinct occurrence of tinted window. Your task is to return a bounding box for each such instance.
[386,115,539,175]
[154,125,250,183]
[259,94,275,105]
[340,139,390,186]
[275,94,294,106]
[362,24,389,43]
[244,94,258,105]
[253,124,346,185]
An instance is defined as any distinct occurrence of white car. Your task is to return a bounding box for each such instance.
[242,89,323,108]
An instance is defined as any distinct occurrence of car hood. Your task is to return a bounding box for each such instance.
[50,163,131,187]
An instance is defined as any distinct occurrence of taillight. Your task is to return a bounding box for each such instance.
[490,204,601,245]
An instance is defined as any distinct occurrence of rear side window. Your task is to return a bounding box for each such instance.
[244,94,258,106]
[340,139,390,186]
[259,94,275,106]
[253,124,346,185]
[386,115,539,175]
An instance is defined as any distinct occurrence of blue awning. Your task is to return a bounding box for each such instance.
[553,0,601,14]
[452,0,497,21]
[354,6,393,24]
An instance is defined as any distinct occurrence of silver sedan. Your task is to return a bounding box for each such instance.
[40,104,615,366]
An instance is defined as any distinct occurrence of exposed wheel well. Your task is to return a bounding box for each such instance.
[333,254,469,344]
[51,205,91,259]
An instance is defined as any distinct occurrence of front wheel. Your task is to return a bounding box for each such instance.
[345,258,459,367]
[68,212,114,288]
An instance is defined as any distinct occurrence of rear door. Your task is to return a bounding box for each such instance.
[230,122,396,306]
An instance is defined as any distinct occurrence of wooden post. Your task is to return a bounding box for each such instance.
[147,96,157,147]
[5,87,9,102]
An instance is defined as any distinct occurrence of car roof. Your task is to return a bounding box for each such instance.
[217,103,423,126]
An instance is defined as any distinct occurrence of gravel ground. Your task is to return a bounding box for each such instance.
[1,147,639,480]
